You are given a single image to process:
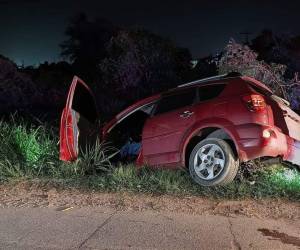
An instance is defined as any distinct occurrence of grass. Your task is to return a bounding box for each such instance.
[0,116,60,179]
[56,164,300,201]
[0,115,300,201]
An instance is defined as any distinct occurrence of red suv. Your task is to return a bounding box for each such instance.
[60,73,300,186]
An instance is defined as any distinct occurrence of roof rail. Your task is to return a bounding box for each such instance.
[178,72,242,88]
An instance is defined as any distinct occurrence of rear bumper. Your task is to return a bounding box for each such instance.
[235,125,292,163]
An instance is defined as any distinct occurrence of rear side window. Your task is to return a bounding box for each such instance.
[155,89,196,115]
[198,84,226,102]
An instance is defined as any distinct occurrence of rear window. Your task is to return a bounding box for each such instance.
[249,84,272,96]
[198,84,226,102]
[155,88,196,115]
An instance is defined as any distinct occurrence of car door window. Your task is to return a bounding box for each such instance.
[155,89,196,115]
[198,84,226,102]
[72,83,98,123]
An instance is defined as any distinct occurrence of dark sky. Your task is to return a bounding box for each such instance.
[0,0,300,66]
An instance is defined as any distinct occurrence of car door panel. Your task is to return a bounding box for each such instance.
[142,108,195,165]
[142,89,196,166]
[60,76,98,161]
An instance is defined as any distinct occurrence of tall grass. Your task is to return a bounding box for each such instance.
[0,116,299,201]
[0,116,59,179]
[77,140,119,174]
[0,116,118,180]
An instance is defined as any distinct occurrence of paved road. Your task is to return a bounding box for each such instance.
[0,207,299,249]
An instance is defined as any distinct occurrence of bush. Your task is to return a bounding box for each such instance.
[0,116,59,179]
[0,56,40,113]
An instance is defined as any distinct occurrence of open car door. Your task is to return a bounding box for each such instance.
[60,76,98,161]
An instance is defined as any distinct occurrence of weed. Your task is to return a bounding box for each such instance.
[77,140,119,175]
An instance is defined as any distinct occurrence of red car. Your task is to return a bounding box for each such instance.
[60,73,300,186]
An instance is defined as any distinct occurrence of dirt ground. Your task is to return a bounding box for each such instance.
[0,180,299,221]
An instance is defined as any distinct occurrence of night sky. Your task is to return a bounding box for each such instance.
[1,0,300,66]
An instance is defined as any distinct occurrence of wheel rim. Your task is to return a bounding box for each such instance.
[193,144,226,181]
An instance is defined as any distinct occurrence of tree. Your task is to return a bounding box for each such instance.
[251,29,276,61]
[190,55,218,80]
[0,56,40,113]
[217,39,300,110]
[218,39,287,96]
[98,28,192,114]
[22,61,75,112]
[251,30,300,78]
[60,13,118,81]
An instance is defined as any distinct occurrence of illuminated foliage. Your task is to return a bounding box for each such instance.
[218,39,300,110]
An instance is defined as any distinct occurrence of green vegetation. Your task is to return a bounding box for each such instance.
[0,116,59,180]
[55,164,299,201]
[0,116,299,201]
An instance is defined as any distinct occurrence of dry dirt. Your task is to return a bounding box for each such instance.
[0,180,299,221]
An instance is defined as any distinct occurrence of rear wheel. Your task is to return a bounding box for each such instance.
[189,138,239,186]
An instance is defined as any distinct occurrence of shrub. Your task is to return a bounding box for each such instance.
[0,116,59,178]
[0,56,40,113]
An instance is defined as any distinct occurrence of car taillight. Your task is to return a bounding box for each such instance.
[242,94,266,112]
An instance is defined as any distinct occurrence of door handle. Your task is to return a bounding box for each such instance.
[180,110,194,118]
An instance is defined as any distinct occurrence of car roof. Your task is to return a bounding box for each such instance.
[166,72,273,95]
[177,72,242,88]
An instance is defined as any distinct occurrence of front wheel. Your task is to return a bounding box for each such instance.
[189,138,239,186]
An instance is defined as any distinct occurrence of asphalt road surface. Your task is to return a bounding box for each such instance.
[0,207,299,249]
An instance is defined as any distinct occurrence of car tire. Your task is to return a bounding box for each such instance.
[189,138,239,186]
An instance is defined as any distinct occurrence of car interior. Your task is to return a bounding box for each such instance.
[106,103,156,162]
